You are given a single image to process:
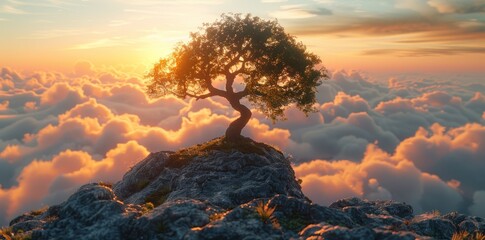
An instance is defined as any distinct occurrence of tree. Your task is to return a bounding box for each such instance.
[146,13,327,142]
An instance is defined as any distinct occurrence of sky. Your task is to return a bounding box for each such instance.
[1,0,484,74]
[0,0,485,227]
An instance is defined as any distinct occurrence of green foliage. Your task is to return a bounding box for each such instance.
[146,13,327,127]
[278,215,310,232]
[141,202,155,214]
[166,136,279,168]
[255,200,280,229]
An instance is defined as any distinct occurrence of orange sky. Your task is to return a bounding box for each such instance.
[0,0,484,74]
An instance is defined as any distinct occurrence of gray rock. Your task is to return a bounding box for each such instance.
[31,183,151,240]
[114,147,305,209]
[330,197,413,219]
[11,220,44,233]
[6,139,485,240]
[299,223,375,240]
[267,195,355,228]
[374,229,431,240]
[409,216,456,239]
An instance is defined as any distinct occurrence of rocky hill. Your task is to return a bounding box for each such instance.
[2,137,485,240]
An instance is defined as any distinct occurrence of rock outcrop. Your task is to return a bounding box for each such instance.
[4,138,485,240]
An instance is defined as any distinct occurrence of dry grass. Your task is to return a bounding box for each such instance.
[452,231,485,240]
[0,227,32,240]
[255,200,280,229]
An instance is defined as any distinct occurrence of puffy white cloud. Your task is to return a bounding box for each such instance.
[0,141,149,223]
[0,65,484,226]
[294,143,465,215]
[320,92,370,122]
[295,122,485,217]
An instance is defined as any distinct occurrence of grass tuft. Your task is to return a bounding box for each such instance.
[141,202,155,214]
[452,231,485,240]
[0,227,32,240]
[255,200,280,229]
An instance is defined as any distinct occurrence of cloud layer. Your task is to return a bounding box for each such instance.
[0,63,484,226]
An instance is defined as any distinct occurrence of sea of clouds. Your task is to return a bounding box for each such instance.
[0,62,484,226]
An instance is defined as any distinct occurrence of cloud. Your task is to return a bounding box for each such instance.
[320,91,370,122]
[427,0,485,13]
[469,191,485,216]
[262,0,287,3]
[294,143,465,214]
[0,5,27,14]
[0,141,149,222]
[270,5,332,19]
[69,37,130,50]
[0,65,484,226]
[295,122,485,216]
[285,7,484,57]
[362,46,485,57]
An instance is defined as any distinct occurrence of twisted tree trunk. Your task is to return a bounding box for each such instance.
[225,97,252,142]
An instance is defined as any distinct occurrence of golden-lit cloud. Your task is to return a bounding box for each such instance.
[0,59,484,226]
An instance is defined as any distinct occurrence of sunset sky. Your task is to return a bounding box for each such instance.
[1,0,484,74]
[1,0,485,227]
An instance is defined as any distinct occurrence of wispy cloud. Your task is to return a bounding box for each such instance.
[108,20,130,27]
[0,5,27,14]
[362,46,485,57]
[69,38,130,50]
[269,4,332,19]
[261,0,288,3]
[29,29,90,39]
[117,0,223,6]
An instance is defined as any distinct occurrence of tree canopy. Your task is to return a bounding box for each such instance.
[147,13,327,141]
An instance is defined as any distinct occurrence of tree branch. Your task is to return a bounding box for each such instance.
[205,78,228,98]
[186,92,215,100]
[235,86,249,99]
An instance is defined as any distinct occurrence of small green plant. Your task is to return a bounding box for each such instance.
[279,215,309,232]
[141,202,155,214]
[255,201,280,229]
